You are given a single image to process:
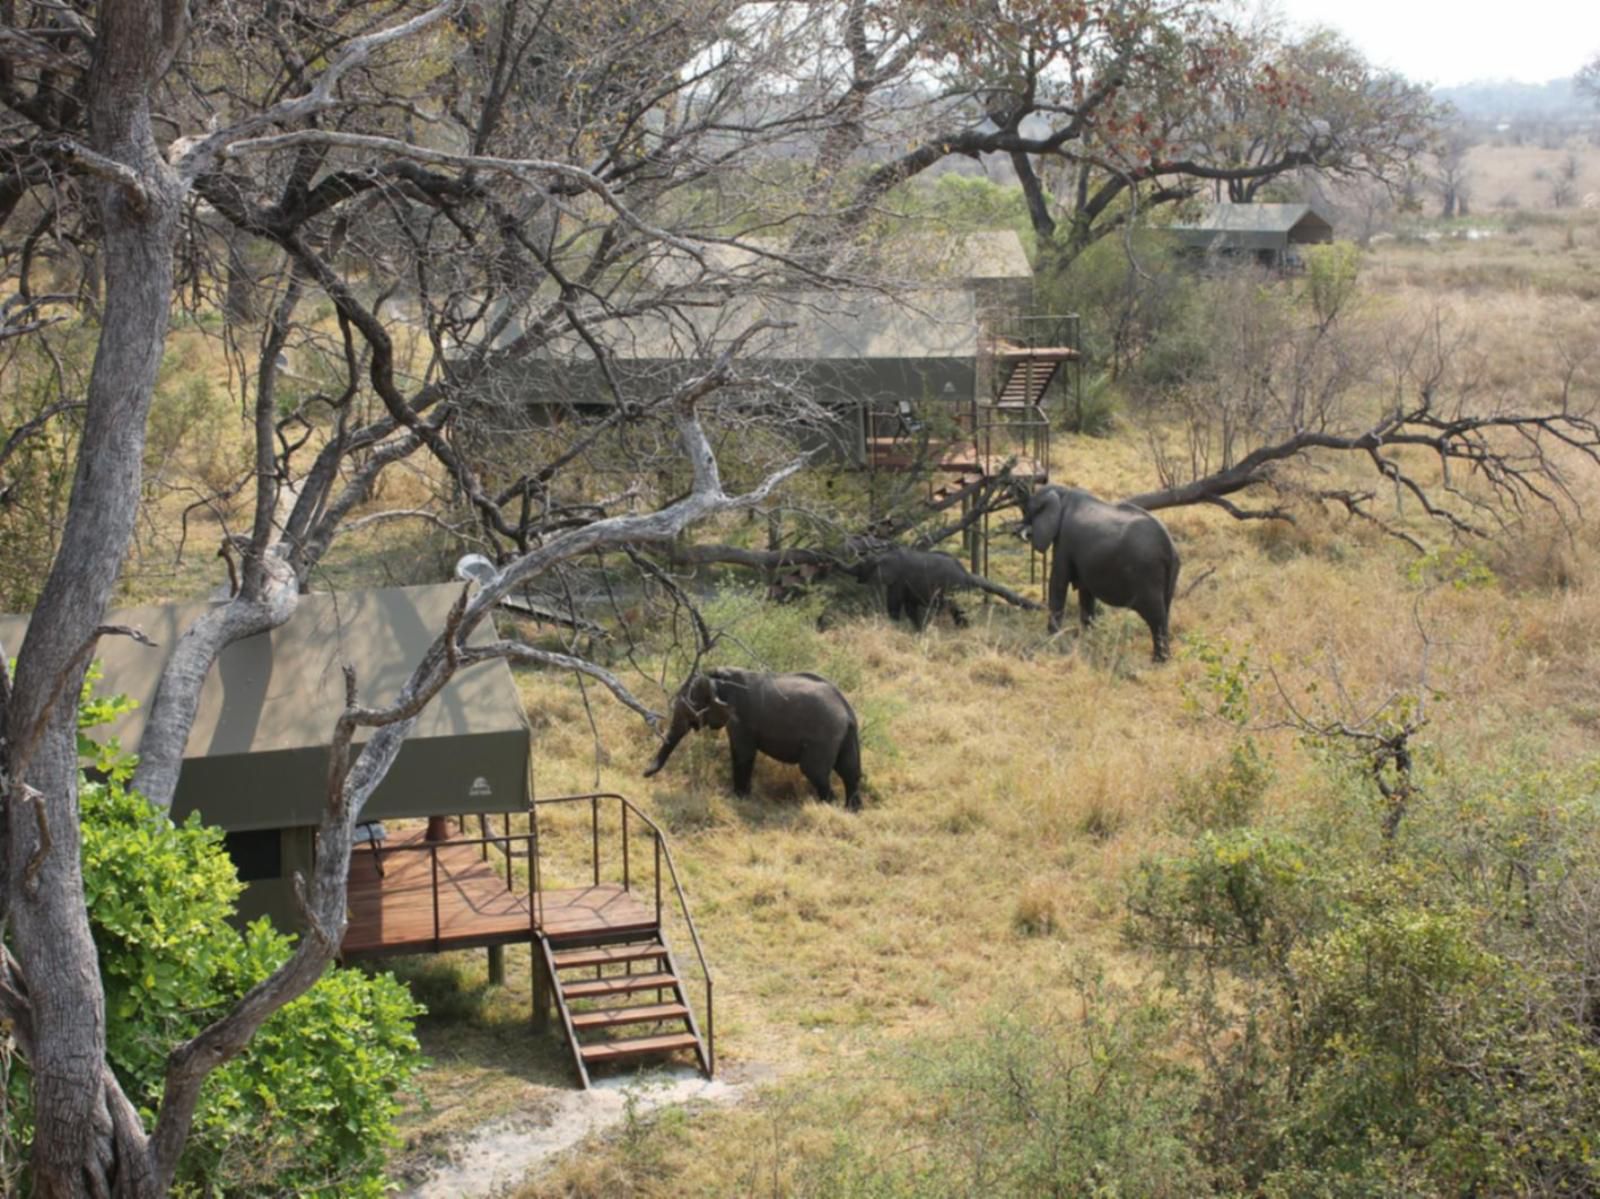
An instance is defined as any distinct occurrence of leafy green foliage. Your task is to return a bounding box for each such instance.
[1036,228,1196,389]
[698,585,862,693]
[1405,545,1496,591]
[1301,242,1364,327]
[5,677,425,1197]
[1172,739,1275,832]
[1180,635,1260,726]
[1126,731,1600,1195]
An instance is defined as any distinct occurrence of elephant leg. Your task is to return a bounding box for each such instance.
[946,597,969,628]
[800,746,837,804]
[885,583,905,623]
[1139,599,1172,662]
[905,594,927,629]
[1078,590,1098,630]
[728,736,757,797]
[1047,546,1071,633]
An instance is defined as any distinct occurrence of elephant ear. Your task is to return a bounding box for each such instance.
[1024,488,1062,553]
[703,670,735,728]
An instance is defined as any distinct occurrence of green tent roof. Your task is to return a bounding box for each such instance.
[0,584,533,830]
[1169,203,1335,252]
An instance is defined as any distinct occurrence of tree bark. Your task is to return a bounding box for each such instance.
[2,2,186,1193]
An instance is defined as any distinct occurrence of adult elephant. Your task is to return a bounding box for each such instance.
[1019,485,1180,661]
[843,546,1040,628]
[643,667,863,810]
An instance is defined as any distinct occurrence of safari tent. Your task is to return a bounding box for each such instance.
[640,229,1036,316]
[3,585,718,1081]
[1170,202,1335,269]
[0,584,532,929]
[492,287,982,463]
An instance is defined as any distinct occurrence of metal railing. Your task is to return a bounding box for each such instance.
[984,312,1081,426]
[530,792,715,1076]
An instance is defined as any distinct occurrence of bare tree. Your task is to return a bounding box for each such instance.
[1125,264,1600,545]
[0,1,878,1192]
[1434,124,1475,219]
[791,2,1441,268]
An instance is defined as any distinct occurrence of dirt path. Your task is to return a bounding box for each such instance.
[399,1068,749,1198]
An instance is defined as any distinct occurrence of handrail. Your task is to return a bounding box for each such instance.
[531,791,716,1076]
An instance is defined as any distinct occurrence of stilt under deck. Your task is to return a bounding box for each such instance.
[338,797,714,1088]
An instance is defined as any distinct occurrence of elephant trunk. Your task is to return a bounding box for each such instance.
[642,699,695,777]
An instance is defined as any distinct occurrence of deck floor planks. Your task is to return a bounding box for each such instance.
[340,830,655,958]
[863,440,1045,477]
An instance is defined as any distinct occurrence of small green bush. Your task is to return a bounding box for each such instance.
[5,680,425,1197]
[698,585,863,694]
[1172,740,1274,832]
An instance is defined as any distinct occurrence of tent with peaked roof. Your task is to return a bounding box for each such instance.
[1169,202,1334,268]
[0,584,532,927]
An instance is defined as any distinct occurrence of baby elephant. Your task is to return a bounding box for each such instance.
[844,546,1039,629]
[642,667,863,811]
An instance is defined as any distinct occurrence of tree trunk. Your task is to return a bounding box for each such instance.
[1,2,186,1194]
[221,222,258,328]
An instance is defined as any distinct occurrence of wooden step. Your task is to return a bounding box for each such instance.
[551,942,668,970]
[578,1032,702,1064]
[560,971,678,1000]
[571,1002,689,1031]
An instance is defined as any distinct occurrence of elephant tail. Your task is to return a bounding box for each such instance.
[837,720,864,810]
[965,572,1043,611]
[1165,549,1180,612]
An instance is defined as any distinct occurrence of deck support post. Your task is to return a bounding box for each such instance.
[487,944,505,986]
[532,938,552,1030]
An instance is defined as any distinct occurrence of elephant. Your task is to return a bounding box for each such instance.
[843,546,1040,629]
[1018,484,1180,661]
[642,667,863,810]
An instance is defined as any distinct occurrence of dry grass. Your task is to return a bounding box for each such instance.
[71,203,1600,1191]
[1464,141,1600,213]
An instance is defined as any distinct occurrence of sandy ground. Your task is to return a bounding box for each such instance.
[399,1068,749,1198]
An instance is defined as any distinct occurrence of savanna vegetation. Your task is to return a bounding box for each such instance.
[474,201,1600,1199]
[3,0,1600,1195]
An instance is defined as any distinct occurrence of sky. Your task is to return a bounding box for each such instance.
[1260,0,1600,87]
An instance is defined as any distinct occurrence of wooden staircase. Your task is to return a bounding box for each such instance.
[531,793,716,1089]
[991,346,1078,409]
[542,931,710,1086]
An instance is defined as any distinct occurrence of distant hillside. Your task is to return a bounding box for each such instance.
[1435,77,1591,121]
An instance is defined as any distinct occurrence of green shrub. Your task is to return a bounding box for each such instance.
[1126,742,1600,1196]
[1126,827,1323,981]
[697,585,863,694]
[4,680,425,1197]
[1172,740,1274,832]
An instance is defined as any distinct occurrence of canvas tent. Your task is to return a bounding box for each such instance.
[492,287,981,463]
[1170,202,1334,268]
[0,584,532,927]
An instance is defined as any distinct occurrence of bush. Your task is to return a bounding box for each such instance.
[1125,742,1600,1196]
[697,585,863,693]
[4,681,425,1197]
[1171,740,1274,832]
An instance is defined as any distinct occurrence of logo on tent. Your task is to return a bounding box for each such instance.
[469,777,493,798]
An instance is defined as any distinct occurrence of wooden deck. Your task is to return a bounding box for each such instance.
[864,439,1046,478]
[340,832,656,959]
